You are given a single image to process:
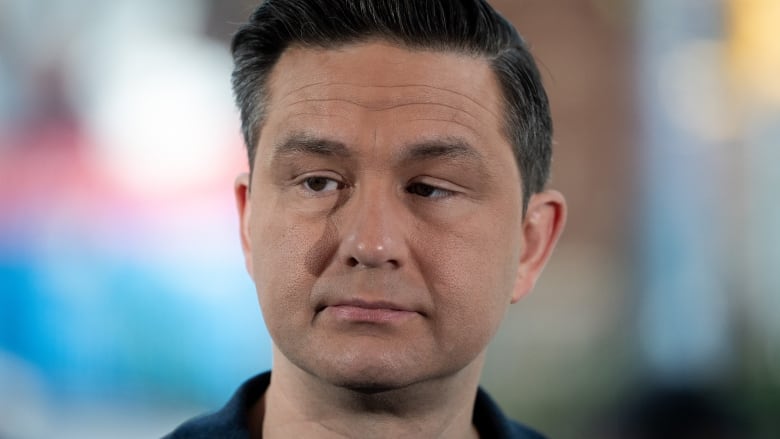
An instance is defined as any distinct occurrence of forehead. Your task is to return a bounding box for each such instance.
[262,41,506,141]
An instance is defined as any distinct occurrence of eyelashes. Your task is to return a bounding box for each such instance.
[296,175,457,200]
[301,176,344,194]
[405,182,455,199]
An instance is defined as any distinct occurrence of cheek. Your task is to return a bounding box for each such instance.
[249,211,329,330]
[428,205,522,292]
[417,213,522,344]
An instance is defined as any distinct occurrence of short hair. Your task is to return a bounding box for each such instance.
[231,0,552,207]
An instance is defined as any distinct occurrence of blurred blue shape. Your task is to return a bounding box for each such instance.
[635,0,733,382]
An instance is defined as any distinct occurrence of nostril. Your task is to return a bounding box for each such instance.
[345,256,401,269]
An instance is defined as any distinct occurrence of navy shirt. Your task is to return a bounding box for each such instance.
[165,371,546,439]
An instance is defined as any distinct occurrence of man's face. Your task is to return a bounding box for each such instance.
[237,41,553,390]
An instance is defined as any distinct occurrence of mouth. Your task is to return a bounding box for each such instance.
[318,298,422,324]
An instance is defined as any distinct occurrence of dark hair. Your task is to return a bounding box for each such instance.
[231,0,552,206]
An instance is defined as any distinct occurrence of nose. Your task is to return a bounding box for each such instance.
[338,184,405,269]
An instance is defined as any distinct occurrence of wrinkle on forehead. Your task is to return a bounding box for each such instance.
[264,42,505,126]
[253,42,515,173]
[283,96,483,128]
[276,97,489,146]
[270,85,499,145]
[277,82,501,122]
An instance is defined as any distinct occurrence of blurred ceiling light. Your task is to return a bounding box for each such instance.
[82,37,238,197]
[63,0,241,197]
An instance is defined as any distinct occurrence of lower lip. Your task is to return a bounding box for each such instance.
[325,305,418,323]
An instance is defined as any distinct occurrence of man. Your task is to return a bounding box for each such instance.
[167,0,565,437]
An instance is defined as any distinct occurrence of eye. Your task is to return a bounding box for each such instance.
[303,176,339,192]
[406,182,454,199]
[301,176,343,193]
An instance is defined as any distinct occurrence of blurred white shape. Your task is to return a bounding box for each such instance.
[66,0,240,196]
[87,39,237,195]
[657,39,738,144]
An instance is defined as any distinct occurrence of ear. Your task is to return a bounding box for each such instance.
[234,172,254,278]
[511,190,567,303]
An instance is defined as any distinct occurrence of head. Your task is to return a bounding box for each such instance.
[232,0,552,209]
[232,0,566,391]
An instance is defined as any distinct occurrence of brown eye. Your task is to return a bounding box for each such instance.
[302,176,341,193]
[406,182,453,199]
[407,183,436,197]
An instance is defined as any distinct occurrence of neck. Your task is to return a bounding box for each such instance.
[251,351,485,439]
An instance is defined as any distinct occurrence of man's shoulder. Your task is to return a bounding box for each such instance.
[502,421,549,439]
[163,372,271,439]
[474,387,548,439]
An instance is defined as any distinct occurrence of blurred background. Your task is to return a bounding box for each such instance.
[0,0,777,437]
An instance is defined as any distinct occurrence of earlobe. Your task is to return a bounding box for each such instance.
[234,173,254,277]
[511,190,567,303]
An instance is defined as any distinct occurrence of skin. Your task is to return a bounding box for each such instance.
[235,41,566,438]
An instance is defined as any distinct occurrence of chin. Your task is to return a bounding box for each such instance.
[323,359,423,392]
[342,368,431,394]
[333,377,406,394]
[298,346,438,393]
[277,333,479,393]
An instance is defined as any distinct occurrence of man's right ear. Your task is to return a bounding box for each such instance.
[234,173,253,277]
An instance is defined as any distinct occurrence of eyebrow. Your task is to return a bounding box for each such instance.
[271,132,352,161]
[271,131,485,170]
[398,138,484,165]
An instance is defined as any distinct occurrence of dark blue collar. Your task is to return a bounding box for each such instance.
[165,371,546,438]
